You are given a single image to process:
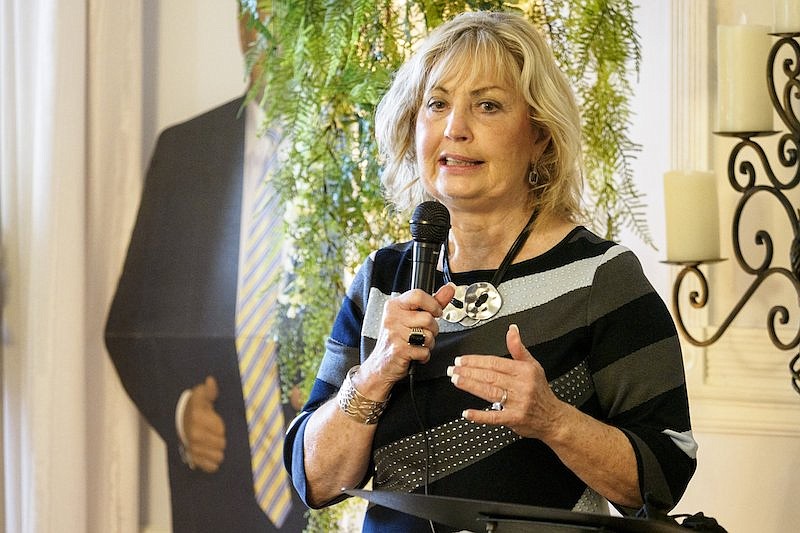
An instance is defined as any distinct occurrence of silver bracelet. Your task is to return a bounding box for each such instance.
[337,365,389,425]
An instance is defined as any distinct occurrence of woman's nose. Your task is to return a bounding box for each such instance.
[444,108,472,141]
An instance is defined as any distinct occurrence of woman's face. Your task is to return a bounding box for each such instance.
[414,60,546,215]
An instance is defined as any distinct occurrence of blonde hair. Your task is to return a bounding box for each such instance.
[375,10,584,223]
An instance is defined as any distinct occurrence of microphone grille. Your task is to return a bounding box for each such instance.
[410,201,451,244]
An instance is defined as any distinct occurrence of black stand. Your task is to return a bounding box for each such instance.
[345,489,686,532]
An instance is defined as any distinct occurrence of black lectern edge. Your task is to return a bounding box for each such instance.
[344,489,686,533]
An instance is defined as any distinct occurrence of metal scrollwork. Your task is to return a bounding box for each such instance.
[792,352,800,394]
[767,35,800,135]
[672,32,800,395]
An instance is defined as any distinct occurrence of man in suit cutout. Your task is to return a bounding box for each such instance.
[104,7,307,532]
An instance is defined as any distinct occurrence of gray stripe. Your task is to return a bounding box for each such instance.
[550,359,594,407]
[588,249,653,323]
[663,429,698,459]
[572,487,608,514]
[438,246,626,334]
[502,245,627,315]
[361,287,394,341]
[317,337,359,387]
[593,337,685,416]
[361,246,630,341]
[524,286,590,344]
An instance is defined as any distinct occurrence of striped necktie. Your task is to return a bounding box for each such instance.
[236,133,292,527]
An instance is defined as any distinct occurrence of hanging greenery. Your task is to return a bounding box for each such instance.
[241,0,644,529]
[546,0,649,243]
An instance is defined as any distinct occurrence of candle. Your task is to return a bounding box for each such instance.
[717,24,773,132]
[775,0,800,32]
[663,171,720,262]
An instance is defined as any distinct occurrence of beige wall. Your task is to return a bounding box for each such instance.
[142,0,245,170]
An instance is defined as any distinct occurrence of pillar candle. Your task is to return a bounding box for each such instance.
[717,24,773,132]
[663,171,721,262]
[775,0,800,32]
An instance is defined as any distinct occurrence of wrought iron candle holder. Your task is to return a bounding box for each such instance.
[668,31,800,395]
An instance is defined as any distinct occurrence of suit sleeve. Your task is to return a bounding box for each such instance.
[105,127,188,443]
[106,98,244,455]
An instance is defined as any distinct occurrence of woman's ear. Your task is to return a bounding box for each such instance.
[531,126,551,160]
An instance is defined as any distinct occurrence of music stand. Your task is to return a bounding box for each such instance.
[345,489,686,532]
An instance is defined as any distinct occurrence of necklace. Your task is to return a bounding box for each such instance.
[441,209,538,326]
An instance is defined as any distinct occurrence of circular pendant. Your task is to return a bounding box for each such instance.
[464,282,502,321]
[458,315,480,327]
[442,285,469,323]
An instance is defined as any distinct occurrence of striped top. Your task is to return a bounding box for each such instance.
[285,227,697,532]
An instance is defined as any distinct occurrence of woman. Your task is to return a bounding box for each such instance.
[284,10,696,532]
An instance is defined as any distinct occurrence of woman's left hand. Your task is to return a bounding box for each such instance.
[447,323,569,440]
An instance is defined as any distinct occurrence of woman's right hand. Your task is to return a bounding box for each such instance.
[353,283,456,399]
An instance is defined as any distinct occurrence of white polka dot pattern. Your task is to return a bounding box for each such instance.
[572,487,607,514]
[373,418,520,493]
[550,359,593,405]
[373,360,595,494]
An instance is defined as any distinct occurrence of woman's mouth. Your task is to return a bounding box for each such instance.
[440,156,482,167]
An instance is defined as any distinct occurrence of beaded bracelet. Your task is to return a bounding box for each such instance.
[336,365,389,425]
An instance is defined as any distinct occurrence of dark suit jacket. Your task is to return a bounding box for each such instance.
[105,97,307,532]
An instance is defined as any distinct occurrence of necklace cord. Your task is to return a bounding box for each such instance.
[443,208,539,285]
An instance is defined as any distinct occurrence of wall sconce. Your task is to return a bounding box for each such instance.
[665,27,800,395]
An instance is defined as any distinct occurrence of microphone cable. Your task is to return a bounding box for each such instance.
[407,201,449,533]
[408,369,438,533]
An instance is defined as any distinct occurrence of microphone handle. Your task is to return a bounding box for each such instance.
[411,241,441,293]
[409,241,441,377]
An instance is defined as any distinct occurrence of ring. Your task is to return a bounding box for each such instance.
[491,389,508,411]
[408,327,425,346]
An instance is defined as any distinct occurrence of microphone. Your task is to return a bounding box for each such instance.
[409,201,451,293]
[408,201,449,379]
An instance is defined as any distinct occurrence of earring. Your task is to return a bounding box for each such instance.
[527,166,539,187]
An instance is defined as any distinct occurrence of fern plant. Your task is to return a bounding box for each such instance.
[241,0,644,529]
[559,0,649,243]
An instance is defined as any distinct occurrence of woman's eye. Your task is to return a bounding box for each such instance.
[480,101,499,112]
[427,99,446,111]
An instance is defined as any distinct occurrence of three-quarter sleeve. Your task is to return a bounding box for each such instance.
[283,253,377,508]
[587,247,697,512]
